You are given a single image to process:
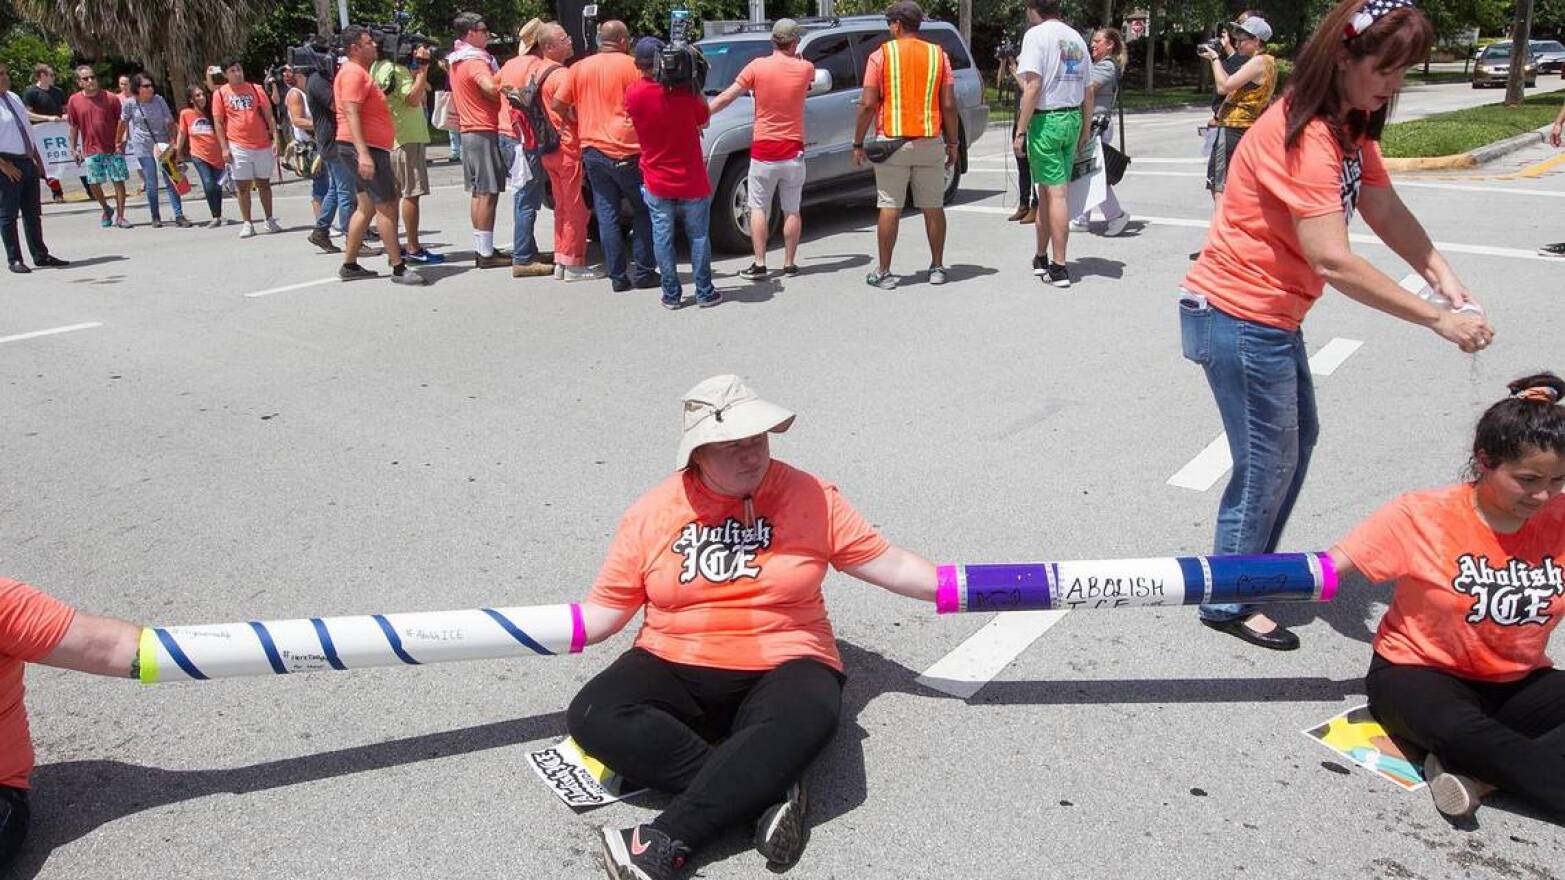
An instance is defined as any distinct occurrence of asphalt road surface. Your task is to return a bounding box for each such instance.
[4,77,1563,879]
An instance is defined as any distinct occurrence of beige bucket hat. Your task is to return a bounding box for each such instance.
[676,375,796,470]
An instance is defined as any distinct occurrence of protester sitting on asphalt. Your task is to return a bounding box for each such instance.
[1327,372,1565,824]
[1180,0,1492,652]
[497,17,558,279]
[707,18,816,279]
[373,40,444,266]
[569,375,938,880]
[449,11,512,270]
[176,86,226,228]
[0,577,143,871]
[65,66,130,228]
[1196,12,1276,259]
[556,19,659,292]
[852,0,961,289]
[212,59,283,238]
[117,74,189,229]
[0,62,68,273]
[625,37,721,310]
[334,25,424,285]
[1070,27,1131,237]
[1012,0,1091,289]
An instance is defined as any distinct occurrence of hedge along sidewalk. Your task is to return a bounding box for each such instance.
[1381,92,1564,169]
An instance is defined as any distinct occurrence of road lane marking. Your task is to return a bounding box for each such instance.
[917,610,1071,699]
[1165,338,1365,493]
[245,277,340,298]
[1514,152,1565,178]
[0,322,103,345]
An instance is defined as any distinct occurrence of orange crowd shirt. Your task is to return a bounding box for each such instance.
[1184,100,1391,332]
[1,578,78,789]
[497,54,549,142]
[179,108,224,168]
[332,61,396,152]
[555,52,640,159]
[540,64,576,154]
[1338,485,1565,682]
[450,57,502,134]
[587,461,890,672]
[212,82,274,150]
[734,51,815,157]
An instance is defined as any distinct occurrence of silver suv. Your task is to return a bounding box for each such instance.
[697,15,988,253]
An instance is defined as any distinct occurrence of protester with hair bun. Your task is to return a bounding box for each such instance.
[1179,0,1494,651]
[1328,373,1565,823]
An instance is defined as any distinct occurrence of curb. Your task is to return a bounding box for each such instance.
[1383,126,1547,172]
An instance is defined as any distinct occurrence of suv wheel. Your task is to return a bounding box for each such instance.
[942,152,963,205]
[711,158,774,254]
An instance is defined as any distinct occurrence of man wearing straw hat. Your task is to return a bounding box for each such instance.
[567,375,941,878]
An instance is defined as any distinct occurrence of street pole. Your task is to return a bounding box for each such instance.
[1507,0,1534,106]
[1144,2,1158,95]
[338,0,350,30]
[1102,0,1113,28]
[750,0,765,24]
[960,0,971,47]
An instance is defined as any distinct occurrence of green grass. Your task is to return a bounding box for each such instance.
[1380,91,1561,158]
[1403,69,1473,85]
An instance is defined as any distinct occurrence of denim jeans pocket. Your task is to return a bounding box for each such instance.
[1178,292,1213,366]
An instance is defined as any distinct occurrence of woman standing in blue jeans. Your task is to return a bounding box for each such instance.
[1179,0,1492,650]
[117,74,189,228]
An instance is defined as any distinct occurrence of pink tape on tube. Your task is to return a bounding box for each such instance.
[1318,553,1339,602]
[570,603,587,654]
[935,565,959,615]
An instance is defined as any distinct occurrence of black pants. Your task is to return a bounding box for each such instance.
[568,648,843,848]
[1367,654,1565,820]
[0,154,48,266]
[1009,109,1033,208]
[0,786,29,871]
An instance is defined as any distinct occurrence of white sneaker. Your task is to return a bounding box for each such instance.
[264,218,284,234]
[1104,212,1131,237]
[560,265,606,282]
[1069,217,1090,232]
[239,221,257,239]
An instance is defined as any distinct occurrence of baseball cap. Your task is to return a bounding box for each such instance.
[772,18,801,43]
[634,36,665,68]
[675,375,796,470]
[1234,17,1273,42]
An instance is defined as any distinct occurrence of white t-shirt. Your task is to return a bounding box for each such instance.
[1017,19,1089,111]
[0,91,39,156]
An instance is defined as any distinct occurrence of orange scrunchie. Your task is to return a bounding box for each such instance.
[1514,386,1563,404]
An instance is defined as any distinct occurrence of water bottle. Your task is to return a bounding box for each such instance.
[1413,284,1484,316]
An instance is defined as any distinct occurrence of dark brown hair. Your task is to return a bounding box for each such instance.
[885,1,924,32]
[1284,0,1433,151]
[1469,373,1565,478]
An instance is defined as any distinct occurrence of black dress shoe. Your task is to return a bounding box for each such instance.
[36,255,69,268]
[1200,616,1300,651]
[8,261,30,274]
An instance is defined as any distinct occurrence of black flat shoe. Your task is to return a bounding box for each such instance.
[8,261,30,274]
[36,255,69,268]
[1200,616,1300,651]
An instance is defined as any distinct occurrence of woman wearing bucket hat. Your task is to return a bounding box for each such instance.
[569,374,938,880]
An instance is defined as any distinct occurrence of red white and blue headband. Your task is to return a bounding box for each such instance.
[1345,0,1417,40]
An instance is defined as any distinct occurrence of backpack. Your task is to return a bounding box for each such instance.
[515,64,562,155]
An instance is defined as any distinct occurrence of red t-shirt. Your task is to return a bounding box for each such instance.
[333,61,396,152]
[179,108,223,167]
[213,83,274,150]
[450,57,501,134]
[65,91,122,157]
[1,578,77,789]
[587,461,889,672]
[1184,101,1392,331]
[624,78,711,200]
[1338,485,1565,682]
[735,51,814,162]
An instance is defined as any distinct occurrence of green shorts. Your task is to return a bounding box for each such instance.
[1026,109,1083,187]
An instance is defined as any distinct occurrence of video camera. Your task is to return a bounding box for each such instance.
[654,8,708,92]
[995,35,1019,63]
[287,35,339,78]
[371,21,440,68]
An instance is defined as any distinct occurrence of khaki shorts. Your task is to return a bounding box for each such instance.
[873,137,947,210]
[392,142,430,197]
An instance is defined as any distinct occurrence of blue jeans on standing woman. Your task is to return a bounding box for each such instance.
[136,154,184,223]
[643,188,716,306]
[190,158,223,219]
[511,147,546,264]
[314,152,353,234]
[582,147,655,285]
[1179,294,1320,622]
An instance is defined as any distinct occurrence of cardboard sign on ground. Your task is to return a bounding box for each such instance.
[526,736,646,808]
[1303,704,1425,791]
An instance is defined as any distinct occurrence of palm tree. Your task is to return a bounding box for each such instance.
[18,0,262,100]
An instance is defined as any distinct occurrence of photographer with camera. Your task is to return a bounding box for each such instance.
[283,66,328,223]
[300,42,357,254]
[555,20,658,292]
[1198,15,1275,204]
[624,35,720,310]
[333,25,424,285]
[449,11,511,270]
[373,37,444,265]
[996,36,1034,224]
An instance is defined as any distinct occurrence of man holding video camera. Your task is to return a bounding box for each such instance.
[625,35,719,309]
[372,36,444,265]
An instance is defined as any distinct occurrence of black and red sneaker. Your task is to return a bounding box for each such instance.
[600,824,690,880]
[754,780,808,865]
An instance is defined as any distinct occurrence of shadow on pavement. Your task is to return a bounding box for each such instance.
[1072,257,1125,281]
[1268,568,1382,646]
[48,255,127,271]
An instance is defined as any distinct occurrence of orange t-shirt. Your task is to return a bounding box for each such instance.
[450,56,502,134]
[556,52,640,159]
[587,461,890,672]
[213,83,273,150]
[735,51,814,151]
[1338,485,1565,682]
[1,578,78,789]
[333,61,395,151]
[179,108,224,168]
[497,55,555,142]
[1183,101,1392,332]
[540,65,576,154]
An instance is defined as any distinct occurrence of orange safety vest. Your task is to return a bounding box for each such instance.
[878,37,944,139]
